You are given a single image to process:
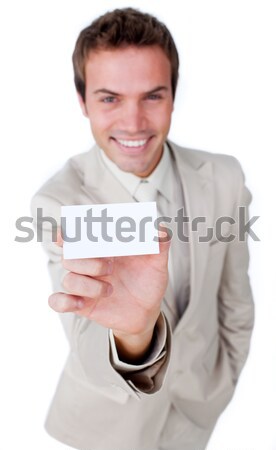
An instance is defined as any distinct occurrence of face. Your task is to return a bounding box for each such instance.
[78,45,174,177]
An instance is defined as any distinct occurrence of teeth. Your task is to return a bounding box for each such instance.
[117,139,147,148]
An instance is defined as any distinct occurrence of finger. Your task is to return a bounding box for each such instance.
[63,272,113,298]
[63,257,114,277]
[49,292,86,313]
[55,226,63,247]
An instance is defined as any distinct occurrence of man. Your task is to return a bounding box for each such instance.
[32,8,254,450]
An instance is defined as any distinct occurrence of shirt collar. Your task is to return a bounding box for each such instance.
[99,142,174,203]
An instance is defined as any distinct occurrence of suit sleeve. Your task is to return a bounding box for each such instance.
[109,312,169,392]
[31,193,171,399]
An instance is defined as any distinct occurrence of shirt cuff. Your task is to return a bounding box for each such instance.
[109,311,167,372]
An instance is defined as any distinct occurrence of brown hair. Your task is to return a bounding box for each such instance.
[72,8,179,101]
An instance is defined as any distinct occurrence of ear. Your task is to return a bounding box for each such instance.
[77,92,88,118]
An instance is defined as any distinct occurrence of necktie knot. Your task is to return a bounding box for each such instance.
[133,180,158,202]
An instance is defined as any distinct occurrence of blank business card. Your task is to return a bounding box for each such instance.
[61,202,159,259]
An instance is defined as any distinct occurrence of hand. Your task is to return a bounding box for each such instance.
[49,227,171,361]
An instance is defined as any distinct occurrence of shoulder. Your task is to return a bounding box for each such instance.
[31,147,97,218]
[168,140,250,209]
[168,140,246,185]
[32,147,96,202]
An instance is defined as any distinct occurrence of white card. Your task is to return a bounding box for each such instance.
[61,202,159,259]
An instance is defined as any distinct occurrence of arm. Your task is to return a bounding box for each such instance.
[31,193,172,397]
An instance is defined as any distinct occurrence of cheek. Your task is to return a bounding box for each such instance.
[157,111,172,132]
[90,114,112,136]
[150,104,173,130]
[86,102,115,133]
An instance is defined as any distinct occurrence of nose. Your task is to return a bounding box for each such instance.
[118,101,147,134]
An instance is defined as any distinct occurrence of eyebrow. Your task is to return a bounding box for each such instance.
[93,86,169,96]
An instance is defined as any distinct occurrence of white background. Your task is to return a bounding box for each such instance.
[1,0,275,449]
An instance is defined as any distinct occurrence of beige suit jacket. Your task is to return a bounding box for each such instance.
[31,141,254,450]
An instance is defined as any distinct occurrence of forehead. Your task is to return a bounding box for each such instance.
[84,45,171,93]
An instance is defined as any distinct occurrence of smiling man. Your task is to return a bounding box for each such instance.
[32,8,254,450]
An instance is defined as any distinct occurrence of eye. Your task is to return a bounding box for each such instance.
[102,96,117,103]
[146,93,162,101]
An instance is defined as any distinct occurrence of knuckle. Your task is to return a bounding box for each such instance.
[98,260,107,274]
[90,279,103,298]
[62,272,75,291]
[49,293,76,313]
[87,279,108,298]
[99,282,107,297]
[79,276,92,294]
[92,259,107,276]
[57,300,67,313]
[100,281,112,297]
[62,271,109,298]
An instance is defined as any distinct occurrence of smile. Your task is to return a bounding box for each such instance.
[116,139,148,148]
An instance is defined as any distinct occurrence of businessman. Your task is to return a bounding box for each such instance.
[32,8,254,450]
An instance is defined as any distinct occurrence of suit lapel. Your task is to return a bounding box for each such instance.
[168,142,215,334]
